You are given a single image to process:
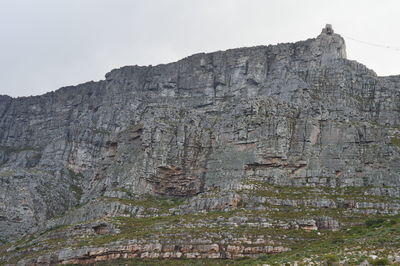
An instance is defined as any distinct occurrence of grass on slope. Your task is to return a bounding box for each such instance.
[77,214,400,266]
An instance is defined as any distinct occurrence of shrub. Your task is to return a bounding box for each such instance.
[258,255,269,261]
[235,256,251,261]
[365,218,385,228]
[391,137,400,147]
[330,237,344,244]
[346,226,365,235]
[370,258,390,265]
[324,254,339,265]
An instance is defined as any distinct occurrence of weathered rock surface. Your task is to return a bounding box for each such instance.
[15,239,290,265]
[0,25,400,264]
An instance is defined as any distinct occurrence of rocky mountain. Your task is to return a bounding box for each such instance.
[1,25,400,265]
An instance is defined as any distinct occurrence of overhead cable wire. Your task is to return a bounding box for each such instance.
[341,34,400,51]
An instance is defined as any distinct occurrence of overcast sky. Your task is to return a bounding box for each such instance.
[0,0,399,97]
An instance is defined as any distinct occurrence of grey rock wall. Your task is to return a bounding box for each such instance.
[0,26,399,243]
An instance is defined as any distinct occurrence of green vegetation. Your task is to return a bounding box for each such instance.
[365,218,386,228]
[323,254,339,265]
[241,179,392,208]
[68,213,400,261]
[2,179,400,265]
[70,184,83,202]
[114,187,134,197]
[0,145,37,153]
[92,128,111,135]
[390,137,400,147]
[102,194,186,214]
[67,169,84,202]
[0,169,16,177]
[369,258,390,265]
[68,169,84,180]
[2,210,400,265]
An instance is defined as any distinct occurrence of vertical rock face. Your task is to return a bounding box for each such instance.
[0,25,399,246]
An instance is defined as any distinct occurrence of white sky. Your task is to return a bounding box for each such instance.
[0,0,399,97]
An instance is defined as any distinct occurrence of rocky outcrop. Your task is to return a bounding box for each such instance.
[16,240,290,265]
[0,25,400,264]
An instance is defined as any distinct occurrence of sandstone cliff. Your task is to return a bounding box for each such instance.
[1,26,399,265]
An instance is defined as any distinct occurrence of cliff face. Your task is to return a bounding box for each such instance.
[1,26,400,264]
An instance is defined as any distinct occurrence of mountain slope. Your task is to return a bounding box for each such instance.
[0,25,399,265]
